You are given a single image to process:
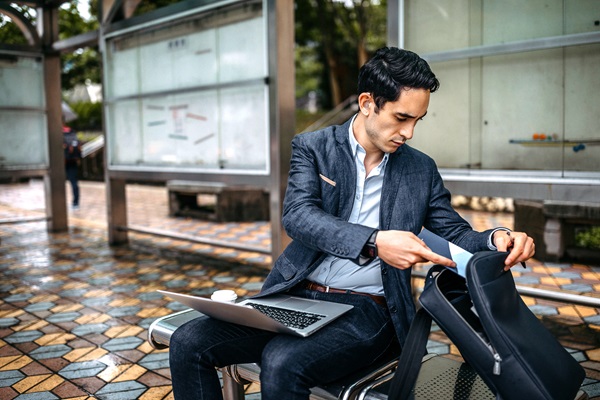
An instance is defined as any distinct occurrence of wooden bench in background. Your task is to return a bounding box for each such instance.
[514,200,600,262]
[167,180,269,222]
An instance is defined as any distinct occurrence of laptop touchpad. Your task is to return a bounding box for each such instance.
[276,298,319,311]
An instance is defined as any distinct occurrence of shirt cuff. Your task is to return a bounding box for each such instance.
[487,227,512,250]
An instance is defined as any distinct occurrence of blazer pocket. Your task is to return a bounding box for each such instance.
[319,173,336,187]
[274,253,299,281]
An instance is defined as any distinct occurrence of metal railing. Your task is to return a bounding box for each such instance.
[300,95,358,133]
[81,135,104,158]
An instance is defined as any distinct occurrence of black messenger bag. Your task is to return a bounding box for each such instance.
[388,251,585,400]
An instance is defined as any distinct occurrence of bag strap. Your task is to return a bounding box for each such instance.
[387,307,432,400]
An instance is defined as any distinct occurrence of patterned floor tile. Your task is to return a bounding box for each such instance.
[0,181,599,399]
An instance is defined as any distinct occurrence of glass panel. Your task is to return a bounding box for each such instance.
[405,0,600,174]
[0,111,48,167]
[482,0,563,45]
[219,85,268,170]
[104,0,269,173]
[409,59,473,168]
[107,44,139,98]
[217,17,266,83]
[565,0,600,34]
[108,99,144,166]
[140,91,220,167]
[405,0,471,54]
[108,85,268,172]
[0,56,47,169]
[105,3,264,99]
[563,44,600,171]
[140,28,218,93]
[481,49,564,170]
[0,57,44,107]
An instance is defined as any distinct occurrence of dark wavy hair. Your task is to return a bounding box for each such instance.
[357,47,440,110]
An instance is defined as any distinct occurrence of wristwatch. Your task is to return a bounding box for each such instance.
[361,230,379,260]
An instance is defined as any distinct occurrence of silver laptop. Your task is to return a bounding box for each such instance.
[158,290,353,337]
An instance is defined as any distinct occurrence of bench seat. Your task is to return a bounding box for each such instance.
[166,180,269,222]
[148,309,399,400]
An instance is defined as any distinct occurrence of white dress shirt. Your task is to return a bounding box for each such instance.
[307,116,388,295]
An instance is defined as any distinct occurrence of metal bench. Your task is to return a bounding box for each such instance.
[166,180,269,222]
[148,308,400,400]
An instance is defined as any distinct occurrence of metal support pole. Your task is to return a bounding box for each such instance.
[221,368,246,400]
[268,0,295,260]
[40,4,68,232]
[387,0,400,48]
[107,178,128,244]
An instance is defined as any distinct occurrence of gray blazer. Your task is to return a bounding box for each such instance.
[256,117,495,343]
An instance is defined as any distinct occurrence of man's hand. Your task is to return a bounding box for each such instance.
[492,230,535,270]
[375,230,455,270]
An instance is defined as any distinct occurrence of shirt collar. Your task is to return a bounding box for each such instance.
[348,114,390,164]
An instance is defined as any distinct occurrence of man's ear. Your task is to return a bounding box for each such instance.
[358,93,372,116]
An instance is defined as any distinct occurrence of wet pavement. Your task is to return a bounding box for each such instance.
[0,179,599,399]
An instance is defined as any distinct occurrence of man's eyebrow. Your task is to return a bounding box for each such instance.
[396,111,428,119]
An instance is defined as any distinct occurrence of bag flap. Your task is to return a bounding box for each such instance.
[466,251,585,399]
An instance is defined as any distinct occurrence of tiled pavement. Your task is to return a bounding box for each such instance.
[0,179,599,399]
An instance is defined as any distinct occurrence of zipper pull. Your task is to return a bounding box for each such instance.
[493,353,502,375]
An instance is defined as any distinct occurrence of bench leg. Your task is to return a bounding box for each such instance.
[221,368,247,400]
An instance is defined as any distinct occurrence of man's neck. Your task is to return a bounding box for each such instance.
[352,114,385,176]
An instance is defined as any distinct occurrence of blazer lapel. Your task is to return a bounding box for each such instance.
[380,147,408,230]
[335,120,357,221]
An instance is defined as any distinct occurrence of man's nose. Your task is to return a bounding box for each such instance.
[401,125,415,140]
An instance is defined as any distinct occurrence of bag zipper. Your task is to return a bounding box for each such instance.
[493,352,502,375]
[466,254,508,377]
[428,271,503,376]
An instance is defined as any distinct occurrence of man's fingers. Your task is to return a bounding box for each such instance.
[494,230,511,252]
[421,248,455,267]
[504,233,535,269]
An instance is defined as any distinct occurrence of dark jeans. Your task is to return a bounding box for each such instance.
[169,288,396,400]
[66,165,79,206]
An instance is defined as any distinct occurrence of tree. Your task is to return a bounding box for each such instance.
[0,2,100,91]
[59,2,101,91]
[1,0,387,110]
[0,4,34,45]
[296,0,387,108]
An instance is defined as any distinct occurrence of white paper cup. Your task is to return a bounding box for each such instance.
[211,290,238,304]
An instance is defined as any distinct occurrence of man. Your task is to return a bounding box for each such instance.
[169,47,535,400]
[63,125,81,210]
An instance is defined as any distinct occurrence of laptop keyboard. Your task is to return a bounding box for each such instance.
[245,303,326,329]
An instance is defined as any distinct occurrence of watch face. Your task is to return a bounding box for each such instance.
[362,244,376,259]
[367,247,376,258]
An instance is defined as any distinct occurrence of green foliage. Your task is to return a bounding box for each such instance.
[133,0,184,15]
[62,48,102,91]
[295,45,323,99]
[0,5,35,45]
[59,2,99,39]
[59,2,101,91]
[295,0,387,108]
[68,101,103,131]
[575,226,600,250]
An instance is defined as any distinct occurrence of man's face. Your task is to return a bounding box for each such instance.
[363,88,430,154]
